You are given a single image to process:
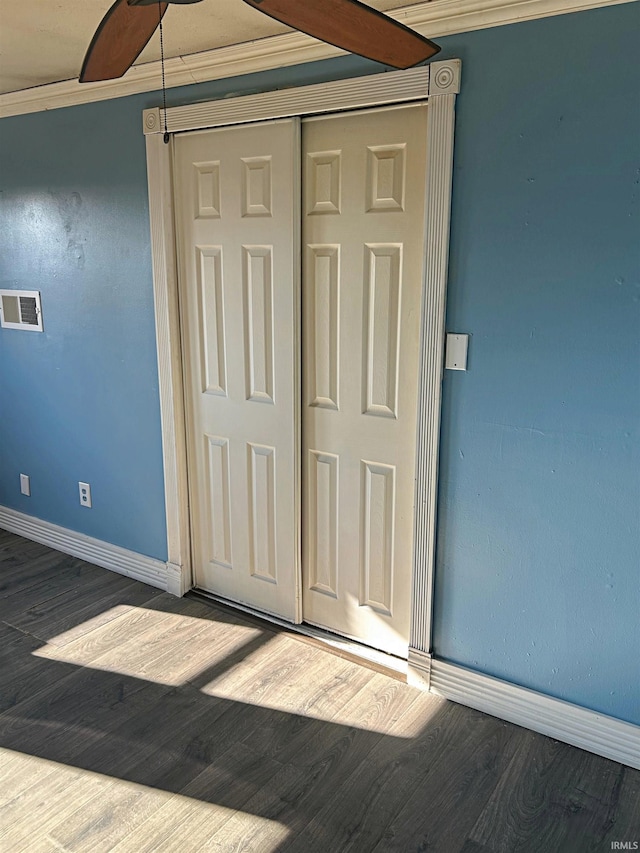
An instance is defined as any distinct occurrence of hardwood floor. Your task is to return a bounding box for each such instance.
[0,528,638,852]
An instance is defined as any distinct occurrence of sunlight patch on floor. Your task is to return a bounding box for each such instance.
[25,604,442,737]
[32,605,265,687]
[196,683,442,736]
[0,748,291,853]
[37,604,143,648]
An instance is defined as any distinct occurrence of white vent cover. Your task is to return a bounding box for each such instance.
[0,290,44,332]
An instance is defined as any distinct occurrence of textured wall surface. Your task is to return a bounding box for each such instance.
[0,4,638,722]
[0,98,168,557]
[433,5,640,725]
[0,55,379,559]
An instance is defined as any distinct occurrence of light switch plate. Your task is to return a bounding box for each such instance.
[445,333,469,371]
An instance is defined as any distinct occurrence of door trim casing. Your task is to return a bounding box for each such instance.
[144,61,461,670]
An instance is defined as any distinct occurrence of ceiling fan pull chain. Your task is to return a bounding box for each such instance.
[158,1,170,144]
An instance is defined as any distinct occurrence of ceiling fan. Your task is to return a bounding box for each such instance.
[79,0,441,83]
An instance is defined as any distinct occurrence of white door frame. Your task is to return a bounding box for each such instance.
[143,61,461,684]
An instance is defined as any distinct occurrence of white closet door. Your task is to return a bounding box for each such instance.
[174,119,301,621]
[301,105,428,656]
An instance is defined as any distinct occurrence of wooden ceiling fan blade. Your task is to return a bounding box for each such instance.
[80,0,168,83]
[241,0,440,69]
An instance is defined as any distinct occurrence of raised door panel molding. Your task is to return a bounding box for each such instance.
[366,145,407,212]
[306,151,342,215]
[307,450,340,597]
[360,461,396,615]
[248,443,278,583]
[307,244,340,410]
[197,246,227,396]
[363,244,402,419]
[205,435,233,569]
[241,157,273,218]
[194,162,221,219]
[243,246,275,404]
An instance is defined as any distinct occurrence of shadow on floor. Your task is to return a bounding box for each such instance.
[0,531,636,852]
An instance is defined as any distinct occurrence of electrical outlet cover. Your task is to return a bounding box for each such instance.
[79,482,92,508]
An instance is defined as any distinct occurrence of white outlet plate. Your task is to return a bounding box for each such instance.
[79,482,92,508]
[20,474,31,496]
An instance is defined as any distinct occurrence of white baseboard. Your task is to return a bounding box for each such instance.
[3,505,636,768]
[0,505,181,594]
[428,658,640,770]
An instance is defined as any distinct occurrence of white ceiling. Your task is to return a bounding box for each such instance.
[0,0,429,96]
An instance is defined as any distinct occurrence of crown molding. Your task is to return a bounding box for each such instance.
[0,0,633,118]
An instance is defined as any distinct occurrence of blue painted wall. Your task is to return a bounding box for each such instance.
[433,5,640,726]
[0,98,168,557]
[0,56,379,560]
[0,3,638,722]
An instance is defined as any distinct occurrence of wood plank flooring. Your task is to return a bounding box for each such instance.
[0,528,638,852]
